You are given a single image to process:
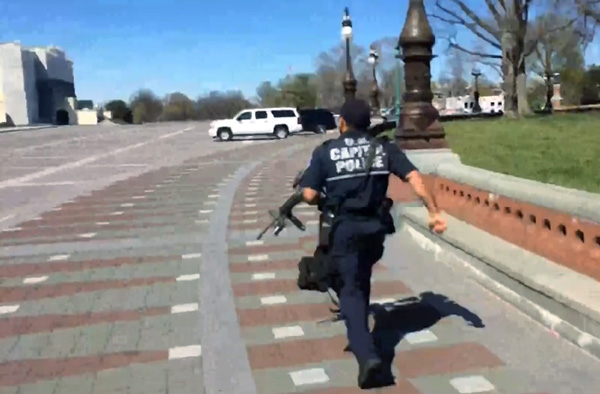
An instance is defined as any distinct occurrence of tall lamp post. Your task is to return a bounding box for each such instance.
[543,71,560,112]
[341,7,357,103]
[394,44,402,125]
[395,0,448,150]
[471,68,482,113]
[368,47,380,115]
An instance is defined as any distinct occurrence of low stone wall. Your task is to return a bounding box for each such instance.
[387,158,600,281]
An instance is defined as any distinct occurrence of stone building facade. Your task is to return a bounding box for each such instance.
[0,42,77,126]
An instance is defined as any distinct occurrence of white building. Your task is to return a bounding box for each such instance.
[0,42,91,126]
[433,91,505,116]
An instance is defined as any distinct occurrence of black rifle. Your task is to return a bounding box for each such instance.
[256,188,306,240]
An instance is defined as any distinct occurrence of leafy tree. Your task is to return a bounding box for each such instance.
[195,91,253,120]
[162,92,196,121]
[104,99,133,123]
[130,89,163,124]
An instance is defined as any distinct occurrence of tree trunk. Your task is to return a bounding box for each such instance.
[516,34,532,116]
[516,70,532,115]
[501,32,519,118]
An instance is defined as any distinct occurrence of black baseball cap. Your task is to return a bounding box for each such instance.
[340,99,371,129]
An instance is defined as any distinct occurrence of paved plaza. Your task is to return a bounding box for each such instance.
[0,122,599,393]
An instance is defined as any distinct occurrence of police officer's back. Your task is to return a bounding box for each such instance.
[299,99,446,389]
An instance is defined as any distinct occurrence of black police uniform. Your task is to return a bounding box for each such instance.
[299,124,417,377]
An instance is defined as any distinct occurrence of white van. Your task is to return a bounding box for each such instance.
[208,107,302,141]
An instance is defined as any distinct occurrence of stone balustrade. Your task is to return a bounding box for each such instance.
[387,153,600,280]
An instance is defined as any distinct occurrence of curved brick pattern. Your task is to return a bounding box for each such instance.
[2,128,599,393]
[0,276,175,302]
[0,307,169,338]
[0,255,179,278]
[0,351,167,386]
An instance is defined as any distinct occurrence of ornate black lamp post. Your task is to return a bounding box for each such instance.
[471,68,482,113]
[341,7,357,102]
[395,0,448,150]
[368,47,381,115]
[543,71,560,112]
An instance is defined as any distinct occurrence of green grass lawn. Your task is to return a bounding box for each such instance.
[386,112,600,193]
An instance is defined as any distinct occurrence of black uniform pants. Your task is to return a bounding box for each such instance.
[330,219,386,362]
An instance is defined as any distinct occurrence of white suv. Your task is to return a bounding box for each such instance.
[208,107,302,141]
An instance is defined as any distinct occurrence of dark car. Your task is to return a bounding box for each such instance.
[298,108,337,134]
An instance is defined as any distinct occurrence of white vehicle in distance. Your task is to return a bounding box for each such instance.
[208,108,302,141]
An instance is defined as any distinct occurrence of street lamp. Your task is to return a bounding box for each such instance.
[394,44,402,125]
[368,47,380,115]
[543,71,560,112]
[471,67,482,113]
[341,7,357,102]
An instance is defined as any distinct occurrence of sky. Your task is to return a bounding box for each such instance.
[1,0,598,105]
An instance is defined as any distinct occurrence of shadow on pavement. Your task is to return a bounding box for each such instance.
[369,291,485,388]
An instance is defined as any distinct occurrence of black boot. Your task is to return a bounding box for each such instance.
[357,357,383,389]
[344,343,352,352]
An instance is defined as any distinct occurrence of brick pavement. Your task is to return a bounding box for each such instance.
[1,132,598,393]
[222,154,573,394]
[0,138,316,394]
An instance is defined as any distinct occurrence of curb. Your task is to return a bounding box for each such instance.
[0,125,56,134]
[396,208,600,360]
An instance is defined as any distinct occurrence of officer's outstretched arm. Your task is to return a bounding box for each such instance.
[405,171,440,215]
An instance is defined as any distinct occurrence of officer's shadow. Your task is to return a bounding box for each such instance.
[368,291,485,387]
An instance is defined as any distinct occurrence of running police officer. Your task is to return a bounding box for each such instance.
[297,99,446,389]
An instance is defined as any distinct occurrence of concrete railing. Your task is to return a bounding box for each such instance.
[390,152,600,281]
[387,155,600,358]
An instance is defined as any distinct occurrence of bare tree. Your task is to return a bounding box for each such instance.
[314,42,368,110]
[428,0,599,117]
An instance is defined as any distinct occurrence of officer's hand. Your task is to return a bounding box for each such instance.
[428,212,447,234]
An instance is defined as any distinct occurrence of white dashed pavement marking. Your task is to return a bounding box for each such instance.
[110,211,124,216]
[449,375,495,393]
[246,240,263,246]
[371,298,396,305]
[48,254,70,261]
[132,196,146,199]
[260,295,287,305]
[199,209,213,214]
[144,189,155,193]
[2,227,21,232]
[171,303,199,314]
[176,274,201,281]
[208,194,219,198]
[244,211,258,215]
[243,219,257,224]
[182,253,202,259]
[0,305,20,314]
[289,368,330,386]
[272,325,305,339]
[251,272,276,280]
[78,233,97,238]
[405,330,438,345]
[168,345,202,360]
[96,222,110,226]
[23,276,49,284]
[248,254,269,262]
[245,204,256,208]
